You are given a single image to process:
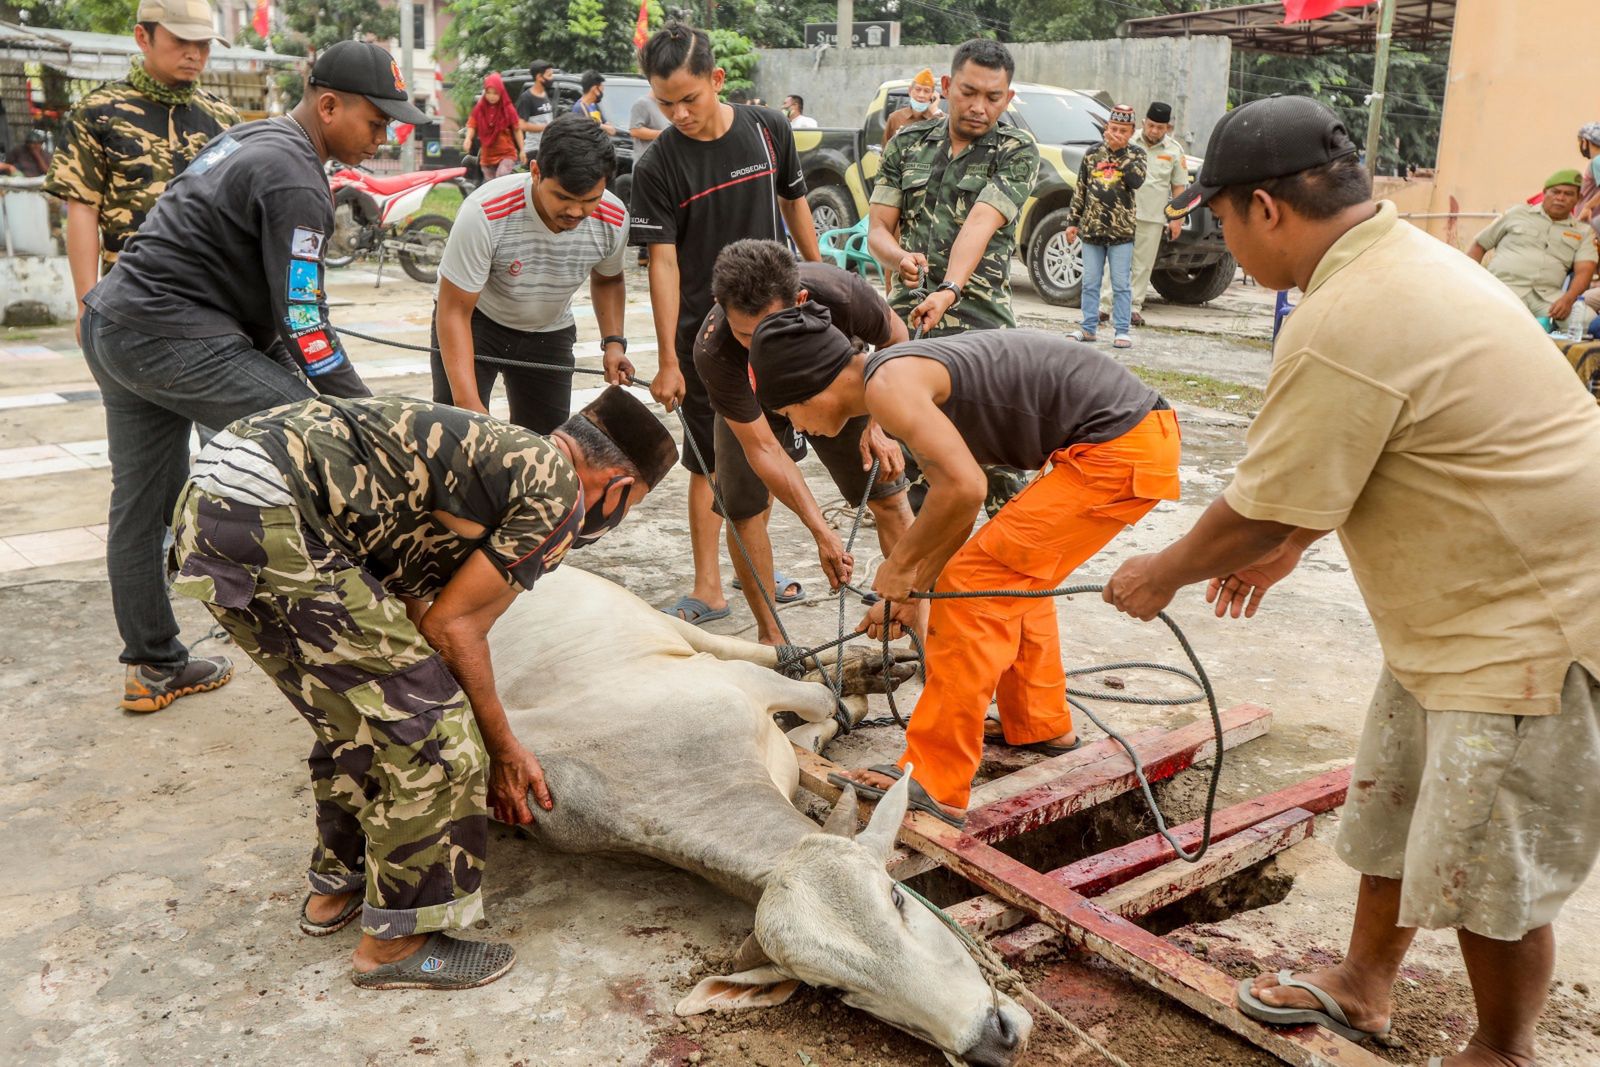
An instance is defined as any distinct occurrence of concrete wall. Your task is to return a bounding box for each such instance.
[753,36,1233,151]
[1423,0,1594,249]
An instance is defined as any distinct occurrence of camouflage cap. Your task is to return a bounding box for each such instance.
[578,386,678,488]
[136,0,230,45]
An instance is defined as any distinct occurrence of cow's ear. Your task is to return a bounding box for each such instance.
[675,966,801,1015]
[822,785,859,838]
[857,765,912,864]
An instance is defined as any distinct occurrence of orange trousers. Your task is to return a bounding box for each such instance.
[898,408,1181,808]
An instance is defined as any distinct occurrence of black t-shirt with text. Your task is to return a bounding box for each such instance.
[516,89,554,152]
[628,104,807,354]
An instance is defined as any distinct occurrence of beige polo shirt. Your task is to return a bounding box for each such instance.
[1473,202,1598,315]
[1133,133,1189,224]
[1226,201,1600,716]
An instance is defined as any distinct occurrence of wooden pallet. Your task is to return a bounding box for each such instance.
[797,705,1379,1066]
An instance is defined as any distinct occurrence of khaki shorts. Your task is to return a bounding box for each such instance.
[1336,664,1600,941]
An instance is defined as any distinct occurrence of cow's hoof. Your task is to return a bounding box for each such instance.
[803,647,920,695]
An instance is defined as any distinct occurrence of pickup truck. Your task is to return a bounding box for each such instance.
[793,79,1237,306]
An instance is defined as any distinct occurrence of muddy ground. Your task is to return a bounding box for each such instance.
[3,267,1597,1066]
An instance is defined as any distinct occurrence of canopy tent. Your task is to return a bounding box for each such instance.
[0,20,298,80]
[1122,0,1454,56]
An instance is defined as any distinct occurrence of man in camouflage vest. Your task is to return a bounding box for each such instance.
[43,0,237,338]
[1067,104,1147,348]
[867,38,1039,338]
[170,389,677,990]
[866,39,1041,515]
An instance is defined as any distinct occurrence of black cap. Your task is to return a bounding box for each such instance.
[578,387,678,489]
[309,41,430,125]
[1167,94,1358,220]
[1146,101,1172,124]
[530,60,556,77]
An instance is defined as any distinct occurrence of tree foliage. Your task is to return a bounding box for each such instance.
[7,0,138,33]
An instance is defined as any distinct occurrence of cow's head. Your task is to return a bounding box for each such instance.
[677,773,1032,1066]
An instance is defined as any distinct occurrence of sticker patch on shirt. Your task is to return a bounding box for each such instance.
[286,304,320,331]
[287,260,320,303]
[290,227,325,260]
[296,329,334,362]
[187,135,241,177]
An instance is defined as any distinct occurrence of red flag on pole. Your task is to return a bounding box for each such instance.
[1282,0,1375,22]
[252,0,270,37]
[633,0,650,50]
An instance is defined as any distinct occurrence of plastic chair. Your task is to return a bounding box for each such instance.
[818,217,883,283]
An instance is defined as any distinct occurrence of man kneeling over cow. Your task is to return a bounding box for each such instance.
[747,325,1180,825]
[168,388,676,990]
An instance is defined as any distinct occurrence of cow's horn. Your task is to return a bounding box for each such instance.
[822,785,859,838]
[730,931,771,971]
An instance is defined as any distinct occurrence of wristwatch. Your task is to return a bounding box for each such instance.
[935,281,963,306]
[601,335,628,352]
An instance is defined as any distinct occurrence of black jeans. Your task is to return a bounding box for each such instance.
[80,307,370,668]
[429,306,577,434]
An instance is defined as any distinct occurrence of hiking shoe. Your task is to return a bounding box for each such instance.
[121,655,234,713]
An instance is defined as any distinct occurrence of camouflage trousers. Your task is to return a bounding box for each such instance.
[169,484,489,939]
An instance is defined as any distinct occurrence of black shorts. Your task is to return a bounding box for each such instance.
[430,306,576,434]
[675,321,718,476]
[711,413,911,522]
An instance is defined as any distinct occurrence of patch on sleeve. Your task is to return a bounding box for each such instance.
[287,260,320,303]
[286,304,320,331]
[294,328,347,376]
[290,227,325,260]
[186,135,241,177]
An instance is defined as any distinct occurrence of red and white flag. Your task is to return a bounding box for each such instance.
[632,0,650,51]
[1282,0,1376,22]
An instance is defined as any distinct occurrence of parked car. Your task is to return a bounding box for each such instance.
[495,70,652,207]
[797,79,1237,306]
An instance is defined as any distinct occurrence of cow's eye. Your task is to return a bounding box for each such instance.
[890,886,905,912]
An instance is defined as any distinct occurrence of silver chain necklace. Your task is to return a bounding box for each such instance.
[285,113,313,146]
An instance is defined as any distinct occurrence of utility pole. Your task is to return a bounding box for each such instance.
[1363,0,1396,176]
[399,0,416,170]
[837,0,852,50]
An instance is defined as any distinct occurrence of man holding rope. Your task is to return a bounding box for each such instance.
[432,114,632,432]
[1102,96,1600,1067]
[748,327,1180,825]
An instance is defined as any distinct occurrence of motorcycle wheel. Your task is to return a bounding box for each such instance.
[324,201,361,269]
[398,213,452,284]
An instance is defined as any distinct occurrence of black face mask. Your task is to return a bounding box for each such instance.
[572,475,630,548]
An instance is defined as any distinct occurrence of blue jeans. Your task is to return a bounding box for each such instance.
[80,307,366,668]
[1080,240,1134,335]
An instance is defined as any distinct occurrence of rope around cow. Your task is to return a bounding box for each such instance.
[336,325,1227,1065]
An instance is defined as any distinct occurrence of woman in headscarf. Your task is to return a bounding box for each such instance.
[463,73,523,179]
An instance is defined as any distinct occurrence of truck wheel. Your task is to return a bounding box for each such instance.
[1025,208,1083,306]
[399,214,452,285]
[806,184,856,236]
[1150,253,1238,305]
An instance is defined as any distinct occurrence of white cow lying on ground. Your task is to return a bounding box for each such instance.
[490,568,1032,1066]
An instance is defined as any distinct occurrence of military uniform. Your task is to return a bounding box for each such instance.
[44,59,237,272]
[170,397,583,938]
[1101,132,1187,316]
[1473,203,1599,317]
[870,118,1040,335]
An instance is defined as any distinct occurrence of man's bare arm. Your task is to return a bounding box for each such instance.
[644,244,686,409]
[869,202,922,286]
[435,278,486,413]
[65,200,101,332]
[726,415,850,586]
[1467,242,1487,263]
[781,196,823,262]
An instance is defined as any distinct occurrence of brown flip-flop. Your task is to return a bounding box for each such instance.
[983,719,1081,756]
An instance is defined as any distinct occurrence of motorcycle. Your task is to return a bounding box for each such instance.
[324,163,472,284]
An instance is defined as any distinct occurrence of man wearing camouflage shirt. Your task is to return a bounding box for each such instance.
[867,38,1040,337]
[1068,104,1147,348]
[43,0,237,338]
[170,389,676,990]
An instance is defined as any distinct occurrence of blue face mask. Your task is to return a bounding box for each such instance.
[909,97,931,114]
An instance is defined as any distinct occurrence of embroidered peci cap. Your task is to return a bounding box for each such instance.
[1108,104,1136,126]
[578,386,678,489]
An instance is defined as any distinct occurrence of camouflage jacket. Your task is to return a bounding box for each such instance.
[231,396,583,599]
[43,59,238,270]
[1068,142,1147,245]
[870,118,1040,333]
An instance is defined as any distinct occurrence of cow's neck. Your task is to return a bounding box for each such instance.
[636,789,821,905]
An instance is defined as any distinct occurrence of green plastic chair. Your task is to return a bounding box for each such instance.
[817,217,882,283]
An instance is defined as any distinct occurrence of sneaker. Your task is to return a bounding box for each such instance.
[121,655,234,713]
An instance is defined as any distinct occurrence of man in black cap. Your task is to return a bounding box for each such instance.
[1102,95,1600,1067]
[79,40,426,716]
[516,60,558,165]
[746,324,1178,826]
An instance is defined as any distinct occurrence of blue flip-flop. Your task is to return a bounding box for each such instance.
[665,595,731,626]
[731,572,804,604]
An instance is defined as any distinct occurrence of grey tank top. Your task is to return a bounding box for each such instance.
[863,329,1161,470]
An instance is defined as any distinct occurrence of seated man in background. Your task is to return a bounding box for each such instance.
[1469,170,1597,330]
[748,327,1179,825]
[433,114,632,433]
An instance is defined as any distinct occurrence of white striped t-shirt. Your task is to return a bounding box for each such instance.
[437,172,629,334]
[190,429,294,508]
